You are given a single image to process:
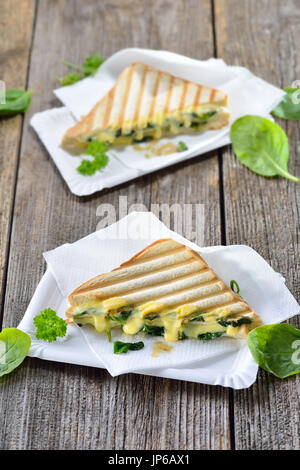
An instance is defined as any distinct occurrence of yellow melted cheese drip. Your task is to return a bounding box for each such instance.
[73,301,250,341]
[103,297,129,313]
[152,341,173,357]
[139,301,166,316]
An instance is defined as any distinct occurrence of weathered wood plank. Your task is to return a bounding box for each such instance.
[0,0,230,450]
[0,0,36,320]
[215,0,300,450]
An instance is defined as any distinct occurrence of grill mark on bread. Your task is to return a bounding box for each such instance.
[118,64,135,126]
[71,258,202,295]
[193,85,202,106]
[78,268,215,301]
[164,75,174,114]
[179,81,188,109]
[103,88,115,128]
[164,292,235,311]
[210,88,216,102]
[133,64,148,122]
[70,258,205,297]
[203,300,251,315]
[132,279,226,307]
[125,246,191,266]
[149,71,161,118]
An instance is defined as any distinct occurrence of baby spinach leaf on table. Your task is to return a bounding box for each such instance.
[230,115,298,182]
[33,308,67,342]
[0,328,31,377]
[0,89,33,116]
[113,341,144,354]
[248,324,300,379]
[272,87,300,120]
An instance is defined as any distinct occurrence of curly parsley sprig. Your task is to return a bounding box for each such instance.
[77,141,109,175]
[33,308,67,342]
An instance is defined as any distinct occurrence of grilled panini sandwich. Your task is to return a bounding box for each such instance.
[62,63,230,153]
[66,239,261,342]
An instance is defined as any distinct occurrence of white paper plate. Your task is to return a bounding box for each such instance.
[18,212,300,388]
[30,49,284,196]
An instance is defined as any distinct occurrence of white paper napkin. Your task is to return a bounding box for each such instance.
[18,212,300,388]
[30,48,285,196]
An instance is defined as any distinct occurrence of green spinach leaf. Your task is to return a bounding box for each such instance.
[198,332,224,341]
[272,88,300,120]
[106,309,132,325]
[178,141,188,152]
[218,317,251,328]
[82,54,106,76]
[57,54,106,86]
[113,341,144,354]
[230,115,298,182]
[248,324,300,378]
[0,328,31,377]
[189,315,205,322]
[141,324,165,336]
[0,89,33,116]
[55,72,83,86]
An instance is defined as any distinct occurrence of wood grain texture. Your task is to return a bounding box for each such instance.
[0,0,230,450]
[214,0,300,450]
[0,0,36,320]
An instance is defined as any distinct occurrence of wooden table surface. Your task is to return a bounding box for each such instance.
[0,0,299,450]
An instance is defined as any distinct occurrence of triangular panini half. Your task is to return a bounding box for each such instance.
[66,239,261,342]
[62,62,230,152]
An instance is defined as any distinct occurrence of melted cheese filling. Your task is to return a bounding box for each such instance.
[86,106,229,146]
[72,298,252,342]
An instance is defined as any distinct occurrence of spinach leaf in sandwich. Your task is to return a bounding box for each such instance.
[107,309,133,325]
[198,332,224,341]
[218,317,251,328]
[141,324,165,336]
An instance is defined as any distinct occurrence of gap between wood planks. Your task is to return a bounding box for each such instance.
[0,0,38,331]
[211,0,236,451]
[0,0,235,450]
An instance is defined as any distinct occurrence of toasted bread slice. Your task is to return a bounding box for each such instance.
[66,239,261,342]
[62,63,230,152]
